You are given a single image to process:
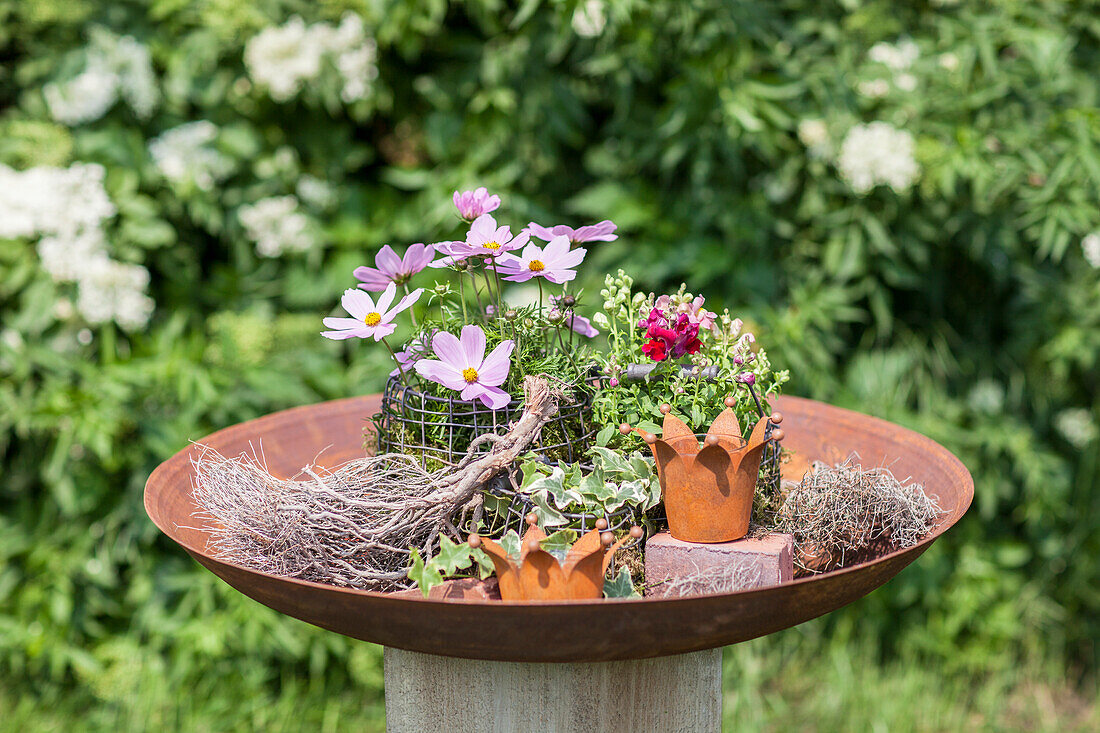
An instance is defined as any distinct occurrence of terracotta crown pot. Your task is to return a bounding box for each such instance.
[634,406,784,543]
[469,514,641,601]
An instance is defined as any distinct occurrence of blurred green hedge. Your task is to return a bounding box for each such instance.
[1,0,1098,714]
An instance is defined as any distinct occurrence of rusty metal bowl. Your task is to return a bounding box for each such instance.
[144,395,972,663]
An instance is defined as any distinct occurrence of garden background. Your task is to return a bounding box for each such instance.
[2,0,1099,730]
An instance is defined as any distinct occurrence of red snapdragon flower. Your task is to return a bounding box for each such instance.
[640,311,702,362]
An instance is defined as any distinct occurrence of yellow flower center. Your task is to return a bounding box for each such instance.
[528,260,545,272]
[483,241,501,250]
[364,312,382,326]
[462,367,479,383]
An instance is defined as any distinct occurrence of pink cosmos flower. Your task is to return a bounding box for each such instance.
[353,244,435,292]
[453,187,501,220]
[414,325,515,409]
[321,282,423,341]
[427,241,469,269]
[439,214,530,262]
[496,236,586,284]
[525,220,617,244]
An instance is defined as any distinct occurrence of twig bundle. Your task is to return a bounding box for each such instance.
[777,455,944,575]
[191,376,567,591]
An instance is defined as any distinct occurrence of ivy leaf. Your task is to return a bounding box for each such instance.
[541,529,578,554]
[407,548,444,598]
[604,568,639,598]
[590,445,630,473]
[530,491,569,527]
[499,530,523,561]
[434,535,474,575]
[524,466,565,495]
[470,547,494,579]
[628,452,654,480]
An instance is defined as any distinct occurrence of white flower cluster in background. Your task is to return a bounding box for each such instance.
[0,162,155,330]
[836,122,920,194]
[149,121,234,191]
[1055,408,1097,449]
[1081,233,1100,268]
[296,175,338,210]
[572,0,608,38]
[860,39,919,98]
[239,196,316,257]
[797,118,831,158]
[44,27,158,126]
[244,14,379,104]
[76,259,155,331]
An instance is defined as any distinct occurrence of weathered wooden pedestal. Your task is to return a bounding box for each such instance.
[383,647,722,732]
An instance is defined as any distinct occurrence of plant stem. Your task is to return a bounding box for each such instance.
[381,337,409,386]
[403,283,418,327]
[458,274,469,323]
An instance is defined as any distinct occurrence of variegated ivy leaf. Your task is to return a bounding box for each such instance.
[541,528,579,561]
[590,445,630,474]
[499,529,523,561]
[628,453,654,480]
[530,492,569,527]
[578,471,617,504]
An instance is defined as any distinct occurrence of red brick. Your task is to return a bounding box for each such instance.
[644,531,793,597]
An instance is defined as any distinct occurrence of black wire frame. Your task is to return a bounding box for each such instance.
[374,375,597,470]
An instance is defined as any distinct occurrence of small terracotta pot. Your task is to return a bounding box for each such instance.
[634,407,784,544]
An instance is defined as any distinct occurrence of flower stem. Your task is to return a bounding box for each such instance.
[381,337,409,386]
[403,283,418,328]
[458,274,469,323]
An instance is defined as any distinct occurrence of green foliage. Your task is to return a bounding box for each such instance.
[1,0,1099,724]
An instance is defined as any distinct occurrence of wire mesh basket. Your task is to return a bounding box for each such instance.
[374,375,597,471]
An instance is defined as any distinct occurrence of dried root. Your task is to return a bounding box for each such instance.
[777,454,944,576]
[191,376,568,591]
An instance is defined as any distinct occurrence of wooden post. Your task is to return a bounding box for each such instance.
[383,647,722,732]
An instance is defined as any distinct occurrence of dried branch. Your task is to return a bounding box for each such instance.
[191,376,567,591]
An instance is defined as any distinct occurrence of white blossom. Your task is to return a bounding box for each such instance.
[836,122,920,194]
[296,175,338,209]
[895,73,918,92]
[1081,233,1100,268]
[1055,408,1097,449]
[38,229,110,283]
[939,53,960,71]
[797,119,831,157]
[857,78,890,99]
[572,0,608,38]
[0,162,115,243]
[968,380,1005,415]
[76,259,155,331]
[149,121,234,191]
[0,162,155,329]
[44,63,118,126]
[44,28,157,125]
[868,40,919,71]
[244,14,378,104]
[239,196,316,257]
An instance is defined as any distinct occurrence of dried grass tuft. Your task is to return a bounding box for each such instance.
[777,454,944,576]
